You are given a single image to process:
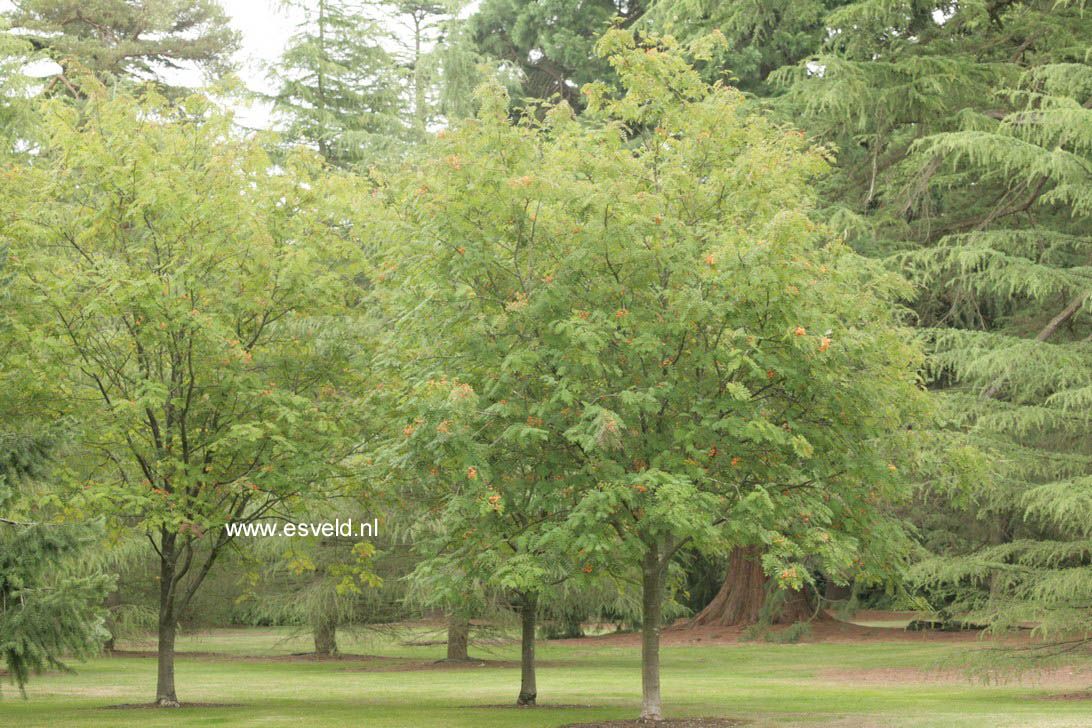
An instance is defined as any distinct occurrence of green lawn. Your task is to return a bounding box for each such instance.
[2,627,1090,727]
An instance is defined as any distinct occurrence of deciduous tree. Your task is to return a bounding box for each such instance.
[0,86,368,705]
[376,30,930,719]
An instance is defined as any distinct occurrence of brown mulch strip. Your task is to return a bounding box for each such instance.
[1034,691,1092,701]
[341,659,578,672]
[560,719,747,727]
[101,702,241,709]
[467,704,600,709]
[558,613,998,649]
[106,649,575,671]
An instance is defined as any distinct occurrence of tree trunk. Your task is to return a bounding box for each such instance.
[313,617,338,656]
[446,613,470,660]
[824,580,853,603]
[690,546,824,627]
[104,588,121,651]
[517,593,538,706]
[155,529,179,707]
[640,546,667,721]
[988,511,1012,601]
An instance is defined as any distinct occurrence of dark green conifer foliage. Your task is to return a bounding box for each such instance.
[766,0,1092,656]
[1,0,240,95]
[468,0,646,107]
[641,0,852,94]
[270,0,409,168]
[0,255,111,694]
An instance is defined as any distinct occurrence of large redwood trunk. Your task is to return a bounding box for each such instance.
[689,546,823,627]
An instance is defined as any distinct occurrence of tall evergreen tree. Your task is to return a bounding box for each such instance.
[0,251,111,694]
[380,0,449,134]
[468,0,646,107]
[767,0,1092,654]
[902,62,1092,656]
[270,0,409,168]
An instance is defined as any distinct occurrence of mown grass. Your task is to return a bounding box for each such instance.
[2,626,1090,727]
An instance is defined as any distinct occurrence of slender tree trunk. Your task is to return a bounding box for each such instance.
[640,545,667,721]
[413,16,425,136]
[517,593,538,706]
[690,546,825,627]
[155,529,179,707]
[446,613,469,660]
[104,588,121,651]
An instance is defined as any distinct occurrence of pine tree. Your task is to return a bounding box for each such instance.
[467,0,646,108]
[765,0,1092,657]
[0,253,111,695]
[380,0,449,135]
[1,0,240,96]
[640,0,852,94]
[270,0,409,168]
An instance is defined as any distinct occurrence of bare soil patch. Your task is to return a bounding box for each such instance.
[560,719,747,727]
[106,649,573,672]
[556,611,997,649]
[1036,691,1092,701]
[468,703,600,709]
[101,702,241,709]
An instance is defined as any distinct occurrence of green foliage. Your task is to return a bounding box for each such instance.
[376,28,932,715]
[1,0,240,96]
[3,85,370,536]
[0,82,374,700]
[0,519,111,695]
[0,255,111,695]
[468,0,646,108]
[641,0,851,94]
[270,0,410,168]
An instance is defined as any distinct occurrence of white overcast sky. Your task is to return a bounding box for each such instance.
[194,0,303,129]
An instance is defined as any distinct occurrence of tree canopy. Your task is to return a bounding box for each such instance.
[374,29,932,718]
[2,0,240,95]
[0,85,371,704]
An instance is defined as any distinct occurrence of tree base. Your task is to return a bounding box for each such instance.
[689,546,829,628]
[431,657,485,665]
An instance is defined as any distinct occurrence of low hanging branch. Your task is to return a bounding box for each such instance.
[980,291,1090,400]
